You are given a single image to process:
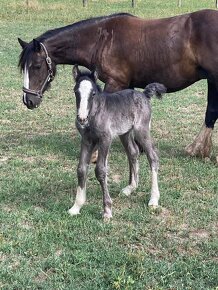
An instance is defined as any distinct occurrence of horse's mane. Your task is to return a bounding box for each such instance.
[38,13,133,42]
[18,13,134,71]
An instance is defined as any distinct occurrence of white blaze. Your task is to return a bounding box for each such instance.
[78,80,92,120]
[23,64,29,103]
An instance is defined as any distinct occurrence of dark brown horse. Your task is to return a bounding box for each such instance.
[18,9,218,158]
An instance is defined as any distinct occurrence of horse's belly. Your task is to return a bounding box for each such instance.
[133,62,200,92]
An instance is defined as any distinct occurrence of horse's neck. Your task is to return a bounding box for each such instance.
[45,27,98,68]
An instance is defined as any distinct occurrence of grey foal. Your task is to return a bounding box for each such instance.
[69,65,166,220]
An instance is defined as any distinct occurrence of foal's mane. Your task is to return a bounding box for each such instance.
[77,70,102,93]
[18,13,133,71]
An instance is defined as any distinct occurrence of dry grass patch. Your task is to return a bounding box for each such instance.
[9,0,41,11]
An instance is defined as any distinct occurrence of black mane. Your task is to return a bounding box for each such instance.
[38,13,133,42]
[18,13,133,71]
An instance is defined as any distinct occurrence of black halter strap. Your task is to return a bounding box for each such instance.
[22,42,54,98]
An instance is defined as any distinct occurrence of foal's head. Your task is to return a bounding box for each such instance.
[73,65,100,126]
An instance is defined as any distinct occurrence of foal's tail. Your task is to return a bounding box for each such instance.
[143,83,167,99]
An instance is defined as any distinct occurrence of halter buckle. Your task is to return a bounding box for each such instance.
[46,56,52,65]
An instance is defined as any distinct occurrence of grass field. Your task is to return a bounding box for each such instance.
[0,0,218,289]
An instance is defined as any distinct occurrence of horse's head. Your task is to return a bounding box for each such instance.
[72,65,99,127]
[18,38,56,109]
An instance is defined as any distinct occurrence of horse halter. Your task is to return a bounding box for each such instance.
[22,42,54,99]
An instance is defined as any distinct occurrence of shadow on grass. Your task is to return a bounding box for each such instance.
[28,132,80,159]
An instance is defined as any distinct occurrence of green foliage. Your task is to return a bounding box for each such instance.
[0,1,218,289]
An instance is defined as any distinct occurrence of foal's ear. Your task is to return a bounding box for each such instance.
[33,39,41,52]
[91,70,98,82]
[18,38,28,49]
[73,65,80,80]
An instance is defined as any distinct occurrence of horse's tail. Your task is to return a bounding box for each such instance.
[143,83,167,99]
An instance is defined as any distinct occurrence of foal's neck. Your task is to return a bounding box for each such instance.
[89,92,103,116]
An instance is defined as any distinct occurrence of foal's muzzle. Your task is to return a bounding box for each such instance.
[77,115,89,127]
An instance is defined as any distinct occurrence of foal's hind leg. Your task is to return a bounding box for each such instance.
[135,128,160,207]
[119,132,139,196]
[69,139,96,215]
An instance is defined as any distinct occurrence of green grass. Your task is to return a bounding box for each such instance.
[0,0,218,289]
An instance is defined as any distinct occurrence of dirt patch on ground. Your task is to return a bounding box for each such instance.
[34,268,55,284]
[111,174,122,183]
[189,229,210,240]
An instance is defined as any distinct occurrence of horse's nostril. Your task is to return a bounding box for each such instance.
[26,99,34,109]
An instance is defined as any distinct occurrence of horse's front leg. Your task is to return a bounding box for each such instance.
[69,139,96,215]
[185,81,218,158]
[95,138,112,220]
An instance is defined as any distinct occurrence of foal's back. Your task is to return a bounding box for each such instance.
[95,90,151,136]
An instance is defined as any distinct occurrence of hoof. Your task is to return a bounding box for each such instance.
[148,205,162,214]
[120,185,135,197]
[185,126,212,158]
[148,204,159,209]
[103,207,112,221]
[103,213,112,222]
[185,143,211,158]
[148,198,159,207]
[68,206,81,216]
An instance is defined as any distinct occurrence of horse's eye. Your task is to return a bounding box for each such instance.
[34,64,41,69]
[92,91,96,96]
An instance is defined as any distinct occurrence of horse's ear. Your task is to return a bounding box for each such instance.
[92,70,98,82]
[18,38,28,49]
[73,65,80,80]
[33,39,41,52]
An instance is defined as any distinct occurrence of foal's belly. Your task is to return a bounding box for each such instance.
[110,121,134,137]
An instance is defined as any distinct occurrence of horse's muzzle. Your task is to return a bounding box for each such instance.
[23,94,41,110]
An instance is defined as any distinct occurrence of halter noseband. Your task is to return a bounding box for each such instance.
[22,42,54,99]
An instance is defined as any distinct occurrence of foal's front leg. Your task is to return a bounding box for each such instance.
[95,139,113,220]
[69,139,95,215]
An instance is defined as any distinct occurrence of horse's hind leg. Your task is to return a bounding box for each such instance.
[119,132,139,196]
[185,80,218,158]
[135,128,160,207]
[95,138,113,220]
[69,139,96,215]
